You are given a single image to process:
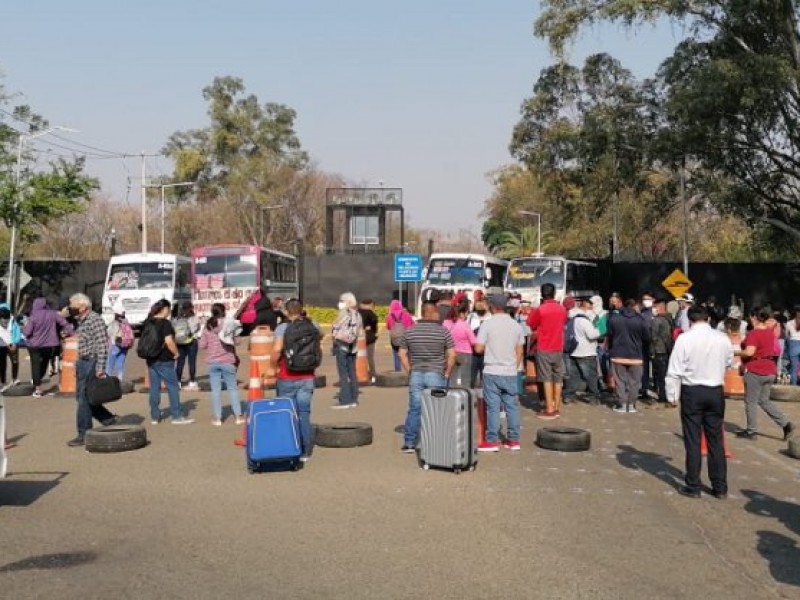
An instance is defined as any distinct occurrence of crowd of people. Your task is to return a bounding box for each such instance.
[2,286,799,495]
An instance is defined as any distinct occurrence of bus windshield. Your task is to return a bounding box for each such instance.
[194,253,258,288]
[506,258,565,290]
[107,262,174,290]
[427,258,484,286]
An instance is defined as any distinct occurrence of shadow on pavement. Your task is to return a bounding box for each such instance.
[616,445,684,491]
[0,471,68,507]
[743,489,800,587]
[0,551,97,572]
[118,413,145,426]
[6,433,27,446]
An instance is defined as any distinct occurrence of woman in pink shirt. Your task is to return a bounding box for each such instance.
[444,305,477,387]
[199,303,244,426]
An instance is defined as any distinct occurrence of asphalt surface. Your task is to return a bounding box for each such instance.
[2,342,800,599]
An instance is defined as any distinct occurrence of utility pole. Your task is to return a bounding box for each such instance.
[141,152,147,254]
[680,155,689,277]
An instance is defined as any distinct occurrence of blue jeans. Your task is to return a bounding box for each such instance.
[335,344,358,405]
[148,359,182,421]
[75,358,114,437]
[277,377,315,456]
[392,346,401,371]
[176,340,198,382]
[404,371,447,447]
[788,340,800,385]
[208,363,242,420]
[482,374,521,443]
[106,345,128,379]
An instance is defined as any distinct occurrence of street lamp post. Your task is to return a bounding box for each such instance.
[518,210,542,256]
[7,126,77,306]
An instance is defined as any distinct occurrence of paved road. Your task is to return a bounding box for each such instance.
[1,342,799,599]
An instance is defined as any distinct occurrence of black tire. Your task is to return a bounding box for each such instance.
[3,382,35,397]
[769,384,800,403]
[536,427,591,452]
[119,380,135,395]
[374,371,408,388]
[84,425,147,453]
[313,422,373,448]
[314,375,327,389]
[788,438,800,460]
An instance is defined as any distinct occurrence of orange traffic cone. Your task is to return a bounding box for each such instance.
[234,361,264,447]
[355,333,370,385]
[701,428,733,459]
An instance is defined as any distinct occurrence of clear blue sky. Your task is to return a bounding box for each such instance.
[0,1,685,235]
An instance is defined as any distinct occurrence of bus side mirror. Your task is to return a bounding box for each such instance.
[421,268,428,280]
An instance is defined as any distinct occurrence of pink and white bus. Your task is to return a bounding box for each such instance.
[190,244,298,324]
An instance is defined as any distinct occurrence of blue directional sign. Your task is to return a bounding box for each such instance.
[394,254,424,283]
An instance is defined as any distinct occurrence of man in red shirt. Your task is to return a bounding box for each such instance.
[736,307,794,441]
[527,283,568,419]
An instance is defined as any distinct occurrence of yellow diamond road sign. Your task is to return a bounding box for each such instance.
[662,268,693,299]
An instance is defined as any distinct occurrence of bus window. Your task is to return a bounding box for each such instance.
[107,262,174,290]
[194,253,258,288]
[566,263,598,293]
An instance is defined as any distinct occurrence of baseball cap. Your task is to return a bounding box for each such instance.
[488,294,507,309]
[679,293,695,303]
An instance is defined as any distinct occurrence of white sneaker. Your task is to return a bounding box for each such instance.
[211,418,222,427]
[171,417,195,425]
[627,406,638,414]
[186,381,199,391]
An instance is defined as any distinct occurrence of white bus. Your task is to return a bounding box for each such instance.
[101,253,192,327]
[505,256,599,305]
[190,244,299,325]
[417,253,508,316]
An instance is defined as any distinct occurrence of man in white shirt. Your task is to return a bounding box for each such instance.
[564,297,602,406]
[666,305,733,499]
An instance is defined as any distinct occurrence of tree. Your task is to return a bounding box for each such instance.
[0,78,99,252]
[163,76,307,200]
[535,1,800,242]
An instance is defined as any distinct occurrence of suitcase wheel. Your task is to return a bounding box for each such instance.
[454,468,462,475]
[422,463,430,470]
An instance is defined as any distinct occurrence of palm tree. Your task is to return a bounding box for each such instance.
[494,225,548,258]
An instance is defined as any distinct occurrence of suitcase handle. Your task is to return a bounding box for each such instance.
[430,387,449,398]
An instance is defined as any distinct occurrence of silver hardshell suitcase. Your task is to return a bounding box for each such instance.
[418,387,478,474]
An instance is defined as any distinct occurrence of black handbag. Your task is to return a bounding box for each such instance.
[87,375,123,406]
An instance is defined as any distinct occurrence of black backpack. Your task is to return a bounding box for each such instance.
[564,314,588,355]
[283,318,322,371]
[136,318,163,359]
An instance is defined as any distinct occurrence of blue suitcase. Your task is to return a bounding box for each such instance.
[246,397,303,473]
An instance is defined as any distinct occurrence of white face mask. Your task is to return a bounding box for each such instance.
[337,302,346,311]
[643,299,654,309]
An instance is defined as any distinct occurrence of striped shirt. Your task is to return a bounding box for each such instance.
[399,319,454,375]
[77,311,108,369]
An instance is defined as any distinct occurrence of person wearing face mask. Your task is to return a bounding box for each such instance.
[386,299,415,372]
[639,292,656,401]
[331,292,363,409]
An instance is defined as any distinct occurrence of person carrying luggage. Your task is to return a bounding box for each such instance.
[266,299,322,462]
[398,298,456,453]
